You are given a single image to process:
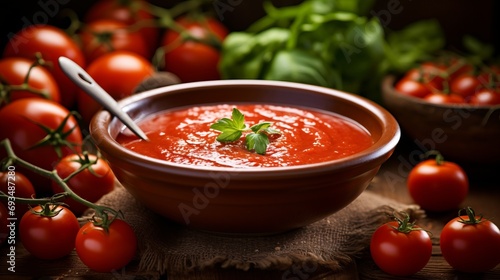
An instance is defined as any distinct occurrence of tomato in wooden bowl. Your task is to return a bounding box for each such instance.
[382,75,500,165]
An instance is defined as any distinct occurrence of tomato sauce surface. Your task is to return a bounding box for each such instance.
[116,104,373,167]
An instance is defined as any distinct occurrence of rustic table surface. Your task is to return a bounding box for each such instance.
[1,139,499,280]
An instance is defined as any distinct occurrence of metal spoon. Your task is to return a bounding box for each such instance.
[58,56,149,141]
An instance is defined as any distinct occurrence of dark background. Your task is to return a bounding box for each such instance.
[1,0,499,55]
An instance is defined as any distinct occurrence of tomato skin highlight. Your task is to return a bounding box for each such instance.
[3,24,86,109]
[407,159,468,212]
[77,51,154,125]
[440,214,500,273]
[76,219,137,272]
[161,16,228,82]
[19,205,80,260]
[469,88,500,105]
[0,171,36,219]
[83,0,159,56]
[0,98,82,193]
[0,57,60,106]
[370,221,432,276]
[79,19,150,63]
[394,78,431,98]
[51,154,115,215]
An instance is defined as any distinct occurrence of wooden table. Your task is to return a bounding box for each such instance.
[1,140,499,279]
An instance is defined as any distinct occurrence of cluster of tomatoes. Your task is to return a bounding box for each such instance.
[370,153,500,276]
[0,0,229,273]
[394,55,500,105]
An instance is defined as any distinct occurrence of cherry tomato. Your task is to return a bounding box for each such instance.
[423,92,465,104]
[77,51,154,124]
[450,73,481,98]
[407,154,468,212]
[79,19,150,63]
[394,78,431,98]
[370,213,432,276]
[0,98,82,193]
[404,62,447,91]
[0,203,8,245]
[51,153,115,216]
[447,58,474,80]
[440,207,500,273]
[19,205,80,260]
[161,16,228,82]
[76,218,137,272]
[3,24,86,109]
[469,88,500,105]
[0,57,60,106]
[84,0,158,57]
[0,171,36,219]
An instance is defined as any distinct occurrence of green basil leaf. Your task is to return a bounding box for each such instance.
[246,133,270,155]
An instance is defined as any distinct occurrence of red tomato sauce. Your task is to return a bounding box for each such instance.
[116,104,373,167]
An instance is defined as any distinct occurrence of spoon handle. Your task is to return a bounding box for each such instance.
[58,56,149,141]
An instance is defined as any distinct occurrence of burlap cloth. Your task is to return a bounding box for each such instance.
[86,182,423,278]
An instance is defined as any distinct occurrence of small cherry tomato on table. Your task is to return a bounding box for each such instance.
[407,152,468,212]
[440,207,500,273]
[19,204,80,260]
[76,218,137,272]
[370,212,432,276]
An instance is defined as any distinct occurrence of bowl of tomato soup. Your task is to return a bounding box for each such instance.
[90,80,400,234]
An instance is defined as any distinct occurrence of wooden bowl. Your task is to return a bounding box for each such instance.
[382,75,500,164]
[90,80,400,234]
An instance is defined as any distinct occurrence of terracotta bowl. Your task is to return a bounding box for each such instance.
[382,76,500,165]
[90,80,400,234]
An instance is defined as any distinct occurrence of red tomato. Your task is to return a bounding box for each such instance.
[84,0,158,57]
[394,78,431,98]
[445,56,474,80]
[0,57,60,106]
[407,156,468,212]
[0,203,7,245]
[450,73,481,98]
[370,215,432,276]
[76,219,137,272]
[77,51,154,124]
[404,63,447,91]
[440,207,500,272]
[161,16,228,82]
[0,171,36,219]
[469,88,500,105]
[3,24,86,109]
[423,92,465,104]
[0,98,82,193]
[51,153,115,216]
[19,205,80,260]
[79,19,150,63]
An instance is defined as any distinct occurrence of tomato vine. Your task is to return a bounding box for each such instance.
[0,138,122,230]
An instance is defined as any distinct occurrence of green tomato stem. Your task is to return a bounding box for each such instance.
[0,139,121,228]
